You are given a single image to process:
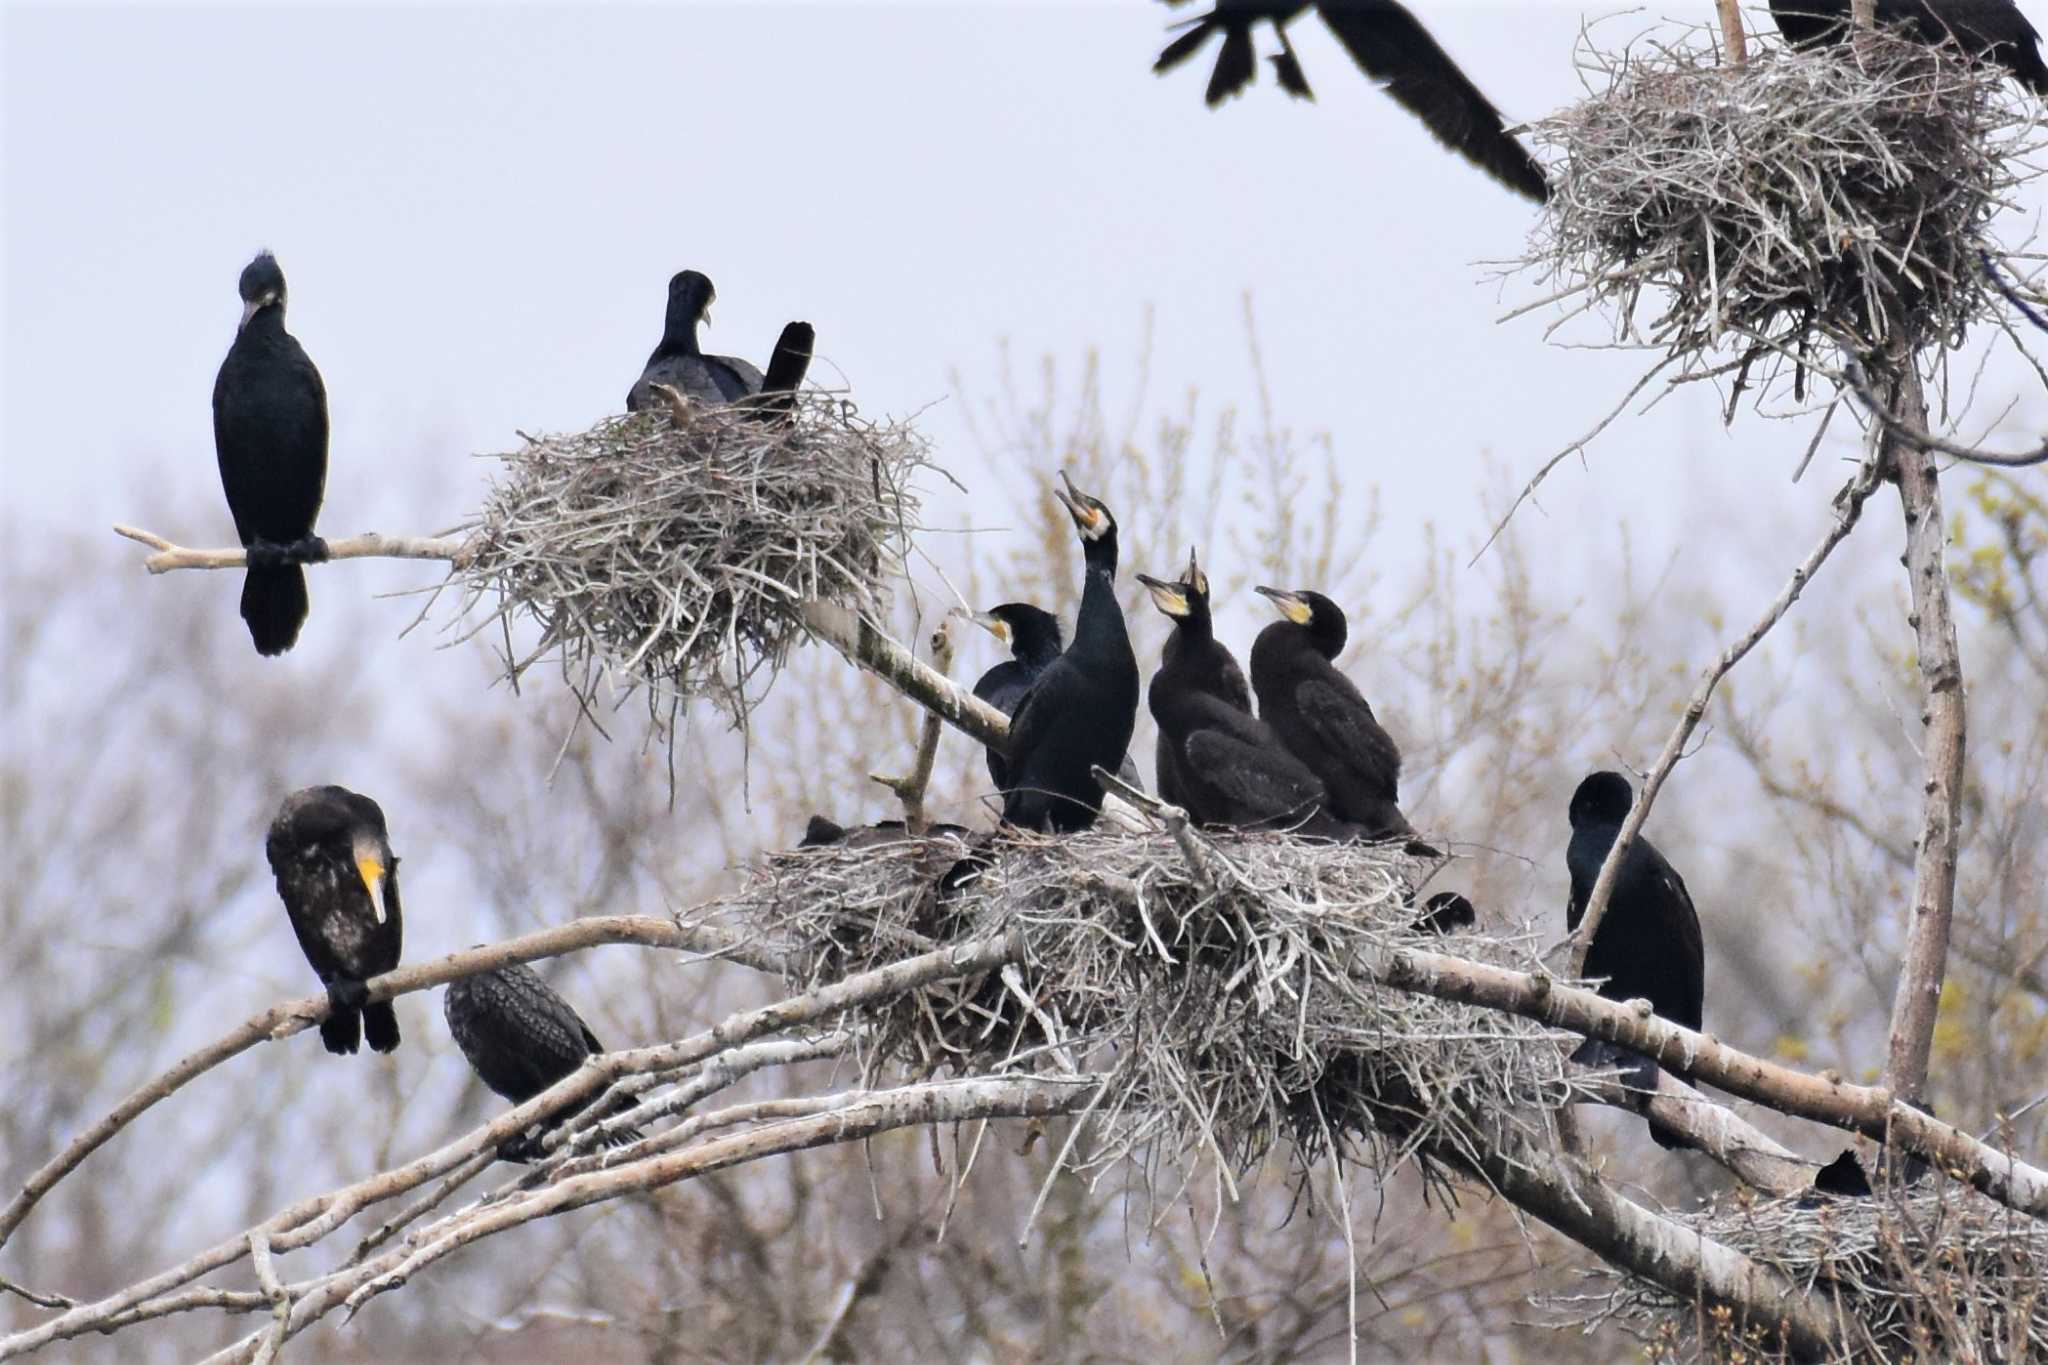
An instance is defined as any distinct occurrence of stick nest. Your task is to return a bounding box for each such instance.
[725,829,1590,1193]
[453,393,931,732]
[1521,25,2039,392]
[1564,1174,2048,1362]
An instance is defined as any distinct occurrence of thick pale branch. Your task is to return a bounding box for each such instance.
[0,915,766,1250]
[1569,446,1889,974]
[1716,0,1747,64]
[112,525,471,572]
[1878,358,1968,1105]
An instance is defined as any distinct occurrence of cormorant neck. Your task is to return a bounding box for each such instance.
[659,309,705,357]
[1073,538,1128,651]
[242,304,288,337]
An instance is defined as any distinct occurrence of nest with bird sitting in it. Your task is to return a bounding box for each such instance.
[450,390,933,745]
[1519,23,2042,403]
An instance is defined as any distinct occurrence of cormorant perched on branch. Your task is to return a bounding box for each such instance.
[1000,474,1140,833]
[213,251,328,656]
[1139,549,1252,810]
[444,961,642,1161]
[1153,0,1550,203]
[1249,587,1418,844]
[626,270,765,411]
[1769,0,2048,93]
[1564,771,1706,1150]
[266,786,402,1055]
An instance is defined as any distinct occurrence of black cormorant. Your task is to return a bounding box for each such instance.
[1565,770,1706,1150]
[969,603,1067,792]
[1000,475,1141,832]
[1138,549,1252,810]
[444,961,642,1160]
[1139,568,1355,836]
[626,270,766,411]
[213,251,329,657]
[1249,587,1416,843]
[1770,0,2048,92]
[266,786,403,1054]
[742,321,815,424]
[1154,0,1550,203]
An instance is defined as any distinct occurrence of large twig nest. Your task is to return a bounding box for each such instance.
[1565,1174,2048,1361]
[1522,25,2040,394]
[729,830,1587,1193]
[451,392,932,735]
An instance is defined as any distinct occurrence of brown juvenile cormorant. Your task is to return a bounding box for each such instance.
[1769,0,2048,92]
[213,251,329,657]
[1139,549,1252,810]
[1139,568,1356,836]
[266,786,403,1055]
[1249,587,1417,842]
[444,961,642,1161]
[1000,475,1140,833]
[1154,0,1550,203]
[625,270,766,411]
[1565,770,1706,1150]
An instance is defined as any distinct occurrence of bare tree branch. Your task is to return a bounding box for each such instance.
[1877,357,1969,1106]
[1568,445,1891,975]
[870,620,955,832]
[1716,0,1747,64]
[112,524,471,572]
[1842,357,2048,466]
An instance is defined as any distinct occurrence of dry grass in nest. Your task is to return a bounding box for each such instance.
[1520,24,2040,398]
[1561,1174,2048,1362]
[451,392,932,741]
[725,828,1590,1193]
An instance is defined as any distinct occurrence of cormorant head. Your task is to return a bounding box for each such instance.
[965,603,1063,661]
[665,270,717,331]
[1135,571,1191,619]
[236,251,286,329]
[1569,770,1634,829]
[273,785,398,924]
[1051,470,1117,546]
[1253,586,1347,656]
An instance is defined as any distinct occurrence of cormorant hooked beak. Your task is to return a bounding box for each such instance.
[1136,572,1192,618]
[1052,471,1111,541]
[1185,546,1209,599]
[353,835,390,924]
[1255,585,1314,626]
[963,608,1012,645]
[239,290,280,330]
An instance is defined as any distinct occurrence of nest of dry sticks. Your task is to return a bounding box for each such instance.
[727,829,1590,1191]
[1567,1174,2048,1362]
[1522,24,2040,395]
[453,391,931,732]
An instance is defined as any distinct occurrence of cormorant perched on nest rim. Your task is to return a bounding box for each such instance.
[625,269,766,412]
[213,250,329,657]
[1153,0,1550,203]
[1000,474,1140,833]
[266,786,403,1055]
[1137,548,1252,811]
[1564,770,1707,1151]
[969,603,1068,793]
[444,961,642,1161]
[1769,0,2048,93]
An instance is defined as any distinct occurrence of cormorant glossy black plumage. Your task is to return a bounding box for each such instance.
[742,320,816,423]
[1770,0,2048,93]
[1138,549,1252,811]
[213,251,329,656]
[1249,587,1415,843]
[266,786,402,1055]
[1140,566,1355,836]
[626,270,766,412]
[1154,0,1550,203]
[970,603,1067,792]
[444,961,641,1160]
[1565,770,1706,1150]
[1000,475,1141,832]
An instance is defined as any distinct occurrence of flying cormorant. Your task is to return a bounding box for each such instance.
[266,786,403,1055]
[1000,475,1141,832]
[1153,0,1550,203]
[1139,549,1252,811]
[444,961,642,1161]
[1769,0,2048,93]
[1249,587,1416,842]
[1139,567,1355,836]
[213,251,329,657]
[1565,770,1706,1150]
[625,270,766,412]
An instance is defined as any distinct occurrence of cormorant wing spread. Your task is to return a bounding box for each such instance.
[265,785,403,1055]
[1769,0,2048,93]
[1154,0,1550,203]
[213,251,329,656]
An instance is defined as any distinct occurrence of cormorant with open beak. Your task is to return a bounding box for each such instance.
[999,474,1140,832]
[266,786,404,1055]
